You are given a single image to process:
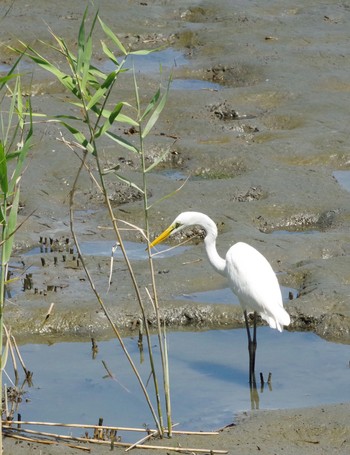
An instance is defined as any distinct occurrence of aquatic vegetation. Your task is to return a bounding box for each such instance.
[0,58,33,450]
[22,8,177,437]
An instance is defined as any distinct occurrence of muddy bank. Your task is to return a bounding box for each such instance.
[4,403,350,454]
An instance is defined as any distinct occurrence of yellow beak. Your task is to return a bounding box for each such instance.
[150,224,175,248]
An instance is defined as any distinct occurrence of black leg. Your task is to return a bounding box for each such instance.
[244,310,258,386]
[252,311,257,375]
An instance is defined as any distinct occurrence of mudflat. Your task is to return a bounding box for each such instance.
[1,0,349,453]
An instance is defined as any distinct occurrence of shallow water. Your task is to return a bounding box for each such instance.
[271,229,319,236]
[157,169,188,181]
[102,47,222,92]
[10,329,349,441]
[101,48,187,74]
[171,78,221,91]
[25,240,189,260]
[176,284,297,305]
[333,170,350,192]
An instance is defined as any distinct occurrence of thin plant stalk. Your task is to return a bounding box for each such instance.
[0,69,32,453]
[133,70,173,435]
[68,151,162,434]
[91,152,165,431]
[49,11,164,432]
[0,216,7,452]
[66,47,165,426]
[23,9,175,436]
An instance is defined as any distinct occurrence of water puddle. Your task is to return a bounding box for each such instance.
[333,170,350,192]
[271,229,319,236]
[171,78,221,91]
[0,60,32,74]
[10,329,349,440]
[0,63,10,73]
[24,240,188,261]
[101,48,187,74]
[157,169,187,180]
[176,284,297,305]
[101,49,222,91]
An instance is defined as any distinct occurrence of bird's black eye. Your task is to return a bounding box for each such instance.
[174,222,181,229]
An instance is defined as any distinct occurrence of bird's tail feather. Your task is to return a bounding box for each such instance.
[262,307,291,332]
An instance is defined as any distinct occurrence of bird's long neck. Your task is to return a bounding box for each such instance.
[203,221,226,277]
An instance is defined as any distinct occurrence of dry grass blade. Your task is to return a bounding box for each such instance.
[116,218,148,241]
[3,425,227,453]
[4,326,18,382]
[107,241,120,292]
[150,236,194,258]
[3,430,90,452]
[3,385,8,419]
[10,332,32,380]
[147,174,190,211]
[3,419,220,435]
[101,360,131,392]
[42,302,55,323]
[56,131,103,193]
[136,444,228,454]
[125,429,158,452]
[145,286,156,312]
[3,420,153,433]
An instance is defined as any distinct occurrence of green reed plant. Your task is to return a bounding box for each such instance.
[0,62,33,451]
[23,10,173,436]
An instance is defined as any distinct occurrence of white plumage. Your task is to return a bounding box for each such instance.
[225,242,290,331]
[150,211,291,382]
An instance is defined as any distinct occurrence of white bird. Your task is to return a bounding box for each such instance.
[150,211,291,384]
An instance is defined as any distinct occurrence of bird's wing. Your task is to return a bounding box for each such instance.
[225,242,289,329]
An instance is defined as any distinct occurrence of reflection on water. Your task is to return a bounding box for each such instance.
[9,328,350,439]
[25,240,189,260]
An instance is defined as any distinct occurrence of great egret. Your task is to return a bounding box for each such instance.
[150,211,291,384]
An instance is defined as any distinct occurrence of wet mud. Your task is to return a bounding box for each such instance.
[4,403,350,455]
[1,0,350,453]
[1,0,349,344]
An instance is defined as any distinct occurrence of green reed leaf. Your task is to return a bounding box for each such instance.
[98,17,127,55]
[105,131,139,154]
[0,141,8,194]
[3,188,20,264]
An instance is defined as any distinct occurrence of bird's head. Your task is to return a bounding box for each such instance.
[150,211,213,248]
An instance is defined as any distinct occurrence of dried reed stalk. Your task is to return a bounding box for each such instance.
[4,426,228,454]
[125,429,158,452]
[3,420,151,433]
[3,423,227,454]
[3,431,90,452]
[4,419,219,435]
